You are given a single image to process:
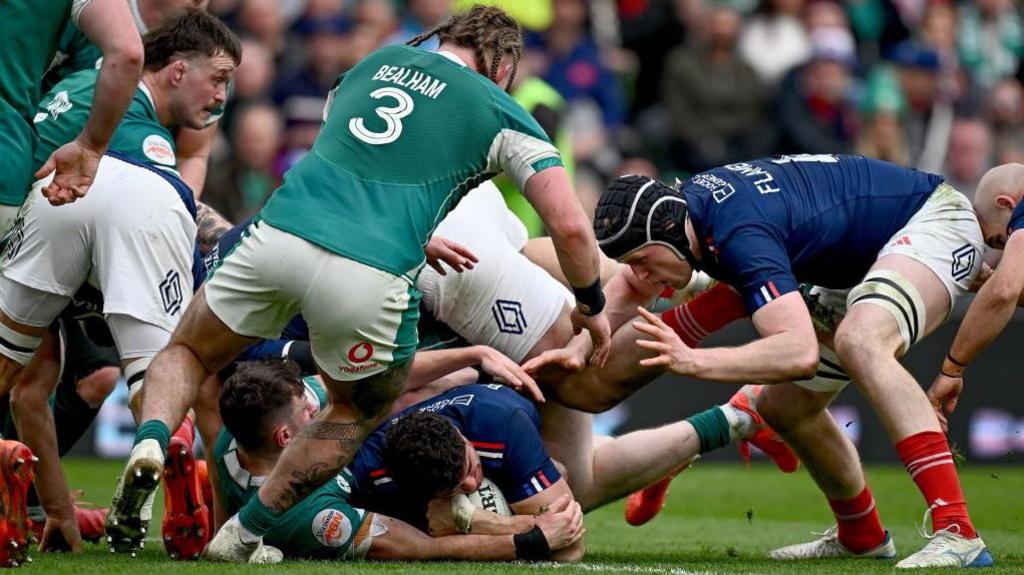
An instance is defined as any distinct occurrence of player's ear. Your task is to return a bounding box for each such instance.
[170,59,189,85]
[995,194,1017,211]
[274,426,291,448]
[459,474,479,494]
[495,61,511,85]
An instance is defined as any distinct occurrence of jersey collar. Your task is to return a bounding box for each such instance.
[137,80,157,117]
[436,50,467,67]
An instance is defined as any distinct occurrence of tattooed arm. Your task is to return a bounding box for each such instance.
[196,202,233,254]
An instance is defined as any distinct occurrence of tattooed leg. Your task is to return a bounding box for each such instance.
[254,361,412,513]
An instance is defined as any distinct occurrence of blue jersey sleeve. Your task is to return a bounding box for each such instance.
[716,225,800,313]
[1008,202,1024,235]
[490,408,561,503]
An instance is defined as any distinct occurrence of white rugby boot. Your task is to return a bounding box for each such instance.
[203,514,281,564]
[768,525,897,560]
[896,504,993,569]
[106,438,164,555]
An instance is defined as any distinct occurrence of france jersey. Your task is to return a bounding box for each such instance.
[1007,202,1024,235]
[347,384,560,531]
[681,154,944,313]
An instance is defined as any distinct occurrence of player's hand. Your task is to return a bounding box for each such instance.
[534,494,584,551]
[35,138,103,206]
[632,307,696,375]
[969,263,993,292]
[425,235,478,276]
[928,372,964,433]
[521,334,590,376]
[428,497,461,536]
[473,345,544,403]
[38,513,83,553]
[571,307,610,366]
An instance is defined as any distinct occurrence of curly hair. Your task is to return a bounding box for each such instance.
[382,411,466,497]
[219,360,305,451]
[407,4,522,93]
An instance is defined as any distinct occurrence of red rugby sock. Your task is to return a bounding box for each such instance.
[896,431,977,538]
[660,283,747,346]
[829,485,886,553]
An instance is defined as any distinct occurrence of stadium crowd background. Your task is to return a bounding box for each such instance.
[199,0,1023,234]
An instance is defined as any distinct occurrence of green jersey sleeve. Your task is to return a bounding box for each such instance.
[212,429,260,516]
[302,376,329,413]
[264,471,374,560]
[485,90,563,191]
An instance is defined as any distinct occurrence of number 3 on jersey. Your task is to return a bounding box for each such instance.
[349,87,414,145]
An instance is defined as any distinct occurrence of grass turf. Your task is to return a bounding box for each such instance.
[24,457,1024,574]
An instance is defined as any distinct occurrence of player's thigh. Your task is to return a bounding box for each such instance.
[759,380,840,429]
[425,243,574,363]
[203,220,315,348]
[303,252,420,385]
[168,287,260,373]
[0,175,100,328]
[839,183,984,357]
[539,402,593,492]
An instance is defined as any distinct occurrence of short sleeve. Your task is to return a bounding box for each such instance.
[716,225,800,313]
[1008,202,1024,236]
[70,0,95,26]
[491,409,561,503]
[485,93,563,190]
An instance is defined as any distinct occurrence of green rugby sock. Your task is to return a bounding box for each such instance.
[686,406,732,454]
[134,420,171,453]
[238,496,281,537]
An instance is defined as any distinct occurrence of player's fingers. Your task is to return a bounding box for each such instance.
[521,352,557,375]
[631,320,662,337]
[72,184,88,198]
[34,155,57,180]
[636,306,670,330]
[639,355,672,368]
[635,339,671,352]
[448,240,478,264]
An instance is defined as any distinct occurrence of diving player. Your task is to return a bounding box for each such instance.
[121,5,610,563]
[214,361,582,563]
[589,155,992,568]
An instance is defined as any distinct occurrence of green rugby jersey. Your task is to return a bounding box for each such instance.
[214,377,372,559]
[0,0,78,119]
[33,70,177,172]
[260,44,562,279]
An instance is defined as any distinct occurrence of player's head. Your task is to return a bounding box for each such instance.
[973,163,1024,249]
[142,8,241,129]
[219,360,315,457]
[383,411,484,498]
[594,175,700,289]
[407,4,522,93]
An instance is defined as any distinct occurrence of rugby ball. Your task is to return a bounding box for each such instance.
[467,477,512,516]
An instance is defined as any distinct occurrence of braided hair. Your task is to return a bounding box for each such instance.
[407,4,522,93]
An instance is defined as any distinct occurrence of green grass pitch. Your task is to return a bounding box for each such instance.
[27,458,1024,574]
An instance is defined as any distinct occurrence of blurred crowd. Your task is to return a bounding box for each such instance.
[200,0,1024,232]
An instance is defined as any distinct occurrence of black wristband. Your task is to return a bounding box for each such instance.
[471,365,495,383]
[946,352,967,369]
[572,278,605,316]
[513,525,551,561]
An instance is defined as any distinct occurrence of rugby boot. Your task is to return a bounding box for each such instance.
[0,440,37,567]
[769,525,897,560]
[729,385,800,473]
[624,459,694,526]
[161,437,209,560]
[896,506,993,569]
[106,438,163,555]
[203,515,280,564]
[75,506,107,543]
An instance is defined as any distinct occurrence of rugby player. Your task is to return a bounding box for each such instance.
[0,0,142,216]
[213,362,582,563]
[116,5,610,563]
[928,164,1024,428]
[0,9,239,559]
[42,0,223,194]
[585,155,992,568]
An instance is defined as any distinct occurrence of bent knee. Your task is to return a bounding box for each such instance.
[76,366,120,407]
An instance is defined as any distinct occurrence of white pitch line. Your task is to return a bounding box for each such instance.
[529,561,742,575]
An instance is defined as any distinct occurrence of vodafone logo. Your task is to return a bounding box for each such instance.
[142,134,176,166]
[347,342,374,364]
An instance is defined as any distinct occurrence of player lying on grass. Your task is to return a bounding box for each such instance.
[927,164,1024,430]
[0,10,239,561]
[578,155,992,569]
[120,5,611,563]
[212,361,583,563]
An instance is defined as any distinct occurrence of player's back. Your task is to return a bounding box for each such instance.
[684,154,943,289]
[0,0,73,115]
[260,44,558,278]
